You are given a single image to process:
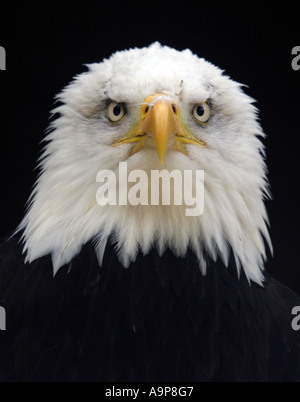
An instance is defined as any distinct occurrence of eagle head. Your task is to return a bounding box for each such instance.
[19,42,271,284]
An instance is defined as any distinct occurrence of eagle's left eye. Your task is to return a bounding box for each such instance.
[192,102,210,124]
[107,101,126,123]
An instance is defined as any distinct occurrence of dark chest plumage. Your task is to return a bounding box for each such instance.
[0,234,299,381]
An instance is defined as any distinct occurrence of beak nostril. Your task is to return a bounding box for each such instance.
[172,104,177,114]
[145,106,149,114]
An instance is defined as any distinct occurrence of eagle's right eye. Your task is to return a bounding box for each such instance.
[107,101,126,123]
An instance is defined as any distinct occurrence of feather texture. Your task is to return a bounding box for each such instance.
[18,43,271,284]
[0,234,299,381]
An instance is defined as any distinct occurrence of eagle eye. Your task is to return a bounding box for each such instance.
[192,102,210,124]
[107,101,126,123]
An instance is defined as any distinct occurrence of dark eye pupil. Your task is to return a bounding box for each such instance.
[196,105,204,116]
[113,104,122,116]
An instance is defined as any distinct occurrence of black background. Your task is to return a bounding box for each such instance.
[0,1,299,294]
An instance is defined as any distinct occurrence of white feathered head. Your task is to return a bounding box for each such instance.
[19,43,271,284]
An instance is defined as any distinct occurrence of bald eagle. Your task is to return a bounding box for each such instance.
[0,43,299,382]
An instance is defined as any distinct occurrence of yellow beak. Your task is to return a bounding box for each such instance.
[112,94,206,164]
[142,97,177,164]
